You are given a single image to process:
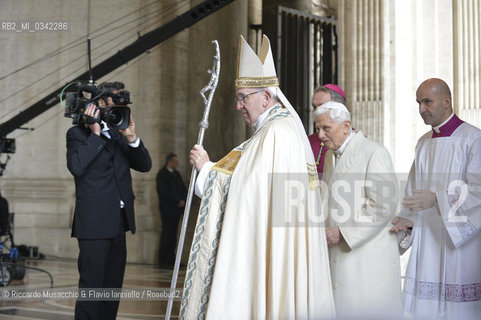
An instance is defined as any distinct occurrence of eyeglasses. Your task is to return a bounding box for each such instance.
[234,90,265,104]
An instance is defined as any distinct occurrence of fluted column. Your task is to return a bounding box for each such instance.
[339,0,385,144]
[454,0,481,125]
[340,0,455,172]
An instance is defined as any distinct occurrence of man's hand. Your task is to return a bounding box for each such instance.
[326,227,342,247]
[390,216,414,232]
[119,115,137,143]
[178,200,185,208]
[190,145,210,172]
[84,104,101,135]
[402,189,436,212]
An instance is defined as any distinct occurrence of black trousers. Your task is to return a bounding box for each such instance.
[158,211,180,266]
[75,223,127,319]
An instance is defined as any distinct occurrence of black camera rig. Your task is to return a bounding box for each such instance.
[63,38,131,130]
[63,81,131,130]
[0,139,15,154]
[0,138,14,177]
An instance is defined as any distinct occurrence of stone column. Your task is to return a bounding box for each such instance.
[338,0,454,171]
[391,0,453,171]
[338,0,386,145]
[454,0,481,126]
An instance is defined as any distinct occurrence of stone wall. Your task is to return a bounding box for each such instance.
[0,0,248,264]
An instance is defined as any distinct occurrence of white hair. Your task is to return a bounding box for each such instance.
[265,87,279,101]
[312,106,351,124]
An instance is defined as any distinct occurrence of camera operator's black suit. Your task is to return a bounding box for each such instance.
[66,125,151,320]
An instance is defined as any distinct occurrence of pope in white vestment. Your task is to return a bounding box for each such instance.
[179,35,336,320]
[392,78,481,320]
[314,102,403,320]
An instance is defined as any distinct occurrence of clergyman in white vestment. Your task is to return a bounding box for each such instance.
[314,101,403,320]
[179,35,336,320]
[391,78,481,320]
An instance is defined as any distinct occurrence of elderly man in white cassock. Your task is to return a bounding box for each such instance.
[313,101,403,319]
[391,78,481,320]
[179,35,336,319]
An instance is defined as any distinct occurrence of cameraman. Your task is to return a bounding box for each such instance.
[66,81,152,320]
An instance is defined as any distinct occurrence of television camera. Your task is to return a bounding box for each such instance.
[63,82,131,130]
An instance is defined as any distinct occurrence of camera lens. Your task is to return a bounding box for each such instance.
[109,109,122,126]
[103,106,131,130]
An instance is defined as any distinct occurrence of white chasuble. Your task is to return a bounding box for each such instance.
[180,104,336,320]
[398,122,481,320]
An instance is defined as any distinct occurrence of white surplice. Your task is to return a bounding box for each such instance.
[398,122,481,320]
[179,104,336,320]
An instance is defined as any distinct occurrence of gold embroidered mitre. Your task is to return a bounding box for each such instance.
[235,35,279,88]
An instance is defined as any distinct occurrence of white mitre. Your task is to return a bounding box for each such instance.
[235,35,279,88]
[234,34,317,172]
